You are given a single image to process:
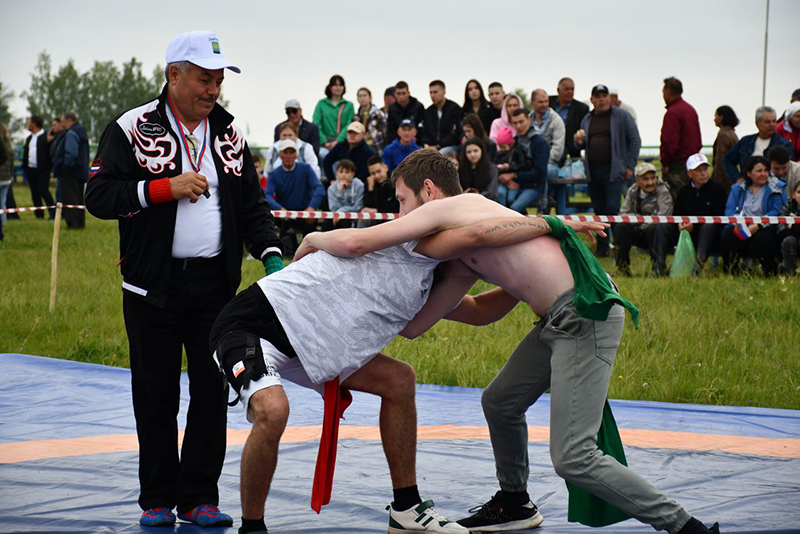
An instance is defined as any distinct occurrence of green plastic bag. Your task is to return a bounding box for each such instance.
[566,400,630,526]
[670,229,696,278]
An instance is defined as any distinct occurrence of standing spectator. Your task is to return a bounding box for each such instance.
[273,99,321,156]
[724,106,793,183]
[382,119,421,172]
[361,155,399,224]
[54,112,88,229]
[355,87,387,154]
[458,137,498,200]
[22,115,55,219]
[488,93,524,142]
[313,75,355,165]
[47,117,66,202]
[614,162,675,277]
[549,77,590,163]
[386,81,425,144]
[381,86,396,116]
[322,121,375,182]
[84,31,282,528]
[711,105,740,194]
[675,154,727,269]
[660,76,702,201]
[325,158,364,229]
[462,79,494,134]
[609,88,638,123]
[776,102,800,161]
[574,84,642,256]
[460,113,497,161]
[486,82,505,128]
[0,121,12,241]
[497,109,549,214]
[421,80,462,154]
[778,180,800,274]
[530,88,565,180]
[768,146,800,197]
[721,155,786,275]
[264,122,320,178]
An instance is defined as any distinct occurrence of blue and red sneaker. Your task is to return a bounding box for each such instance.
[178,504,233,527]
[140,507,176,527]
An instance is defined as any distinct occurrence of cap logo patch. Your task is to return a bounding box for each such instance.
[138,122,167,138]
[210,38,221,54]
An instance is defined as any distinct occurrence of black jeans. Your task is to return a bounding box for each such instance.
[721,225,780,275]
[123,256,231,512]
[60,173,85,228]
[688,223,722,263]
[587,166,622,251]
[25,168,55,219]
[614,223,676,273]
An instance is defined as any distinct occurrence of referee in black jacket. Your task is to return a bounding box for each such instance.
[86,31,283,528]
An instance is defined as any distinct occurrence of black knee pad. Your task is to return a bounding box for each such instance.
[216,332,268,406]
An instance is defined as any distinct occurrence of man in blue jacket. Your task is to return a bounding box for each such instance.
[574,84,641,256]
[53,112,89,229]
[723,106,793,183]
[497,109,549,214]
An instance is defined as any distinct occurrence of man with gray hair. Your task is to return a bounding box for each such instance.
[723,106,793,183]
[86,30,284,528]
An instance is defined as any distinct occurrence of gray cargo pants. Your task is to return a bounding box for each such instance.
[481,288,692,533]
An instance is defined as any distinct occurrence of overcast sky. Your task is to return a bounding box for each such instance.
[3,0,799,147]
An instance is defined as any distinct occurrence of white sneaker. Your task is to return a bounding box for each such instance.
[388,500,469,533]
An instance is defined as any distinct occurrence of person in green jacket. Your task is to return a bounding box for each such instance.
[313,74,355,175]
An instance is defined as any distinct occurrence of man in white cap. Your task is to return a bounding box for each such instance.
[86,30,284,528]
[273,98,321,156]
[674,153,727,268]
[609,87,638,124]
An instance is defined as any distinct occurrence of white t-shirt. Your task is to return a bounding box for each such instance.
[753,136,771,158]
[257,241,440,384]
[28,130,44,168]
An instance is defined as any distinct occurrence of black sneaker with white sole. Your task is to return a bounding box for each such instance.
[456,492,543,532]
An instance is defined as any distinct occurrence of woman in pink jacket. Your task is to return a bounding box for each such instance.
[489,93,525,142]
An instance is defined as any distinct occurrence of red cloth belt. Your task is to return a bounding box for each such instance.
[310,377,353,513]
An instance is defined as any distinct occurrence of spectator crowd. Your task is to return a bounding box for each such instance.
[2,77,799,276]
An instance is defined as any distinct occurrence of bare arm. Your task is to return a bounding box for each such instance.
[445,287,520,326]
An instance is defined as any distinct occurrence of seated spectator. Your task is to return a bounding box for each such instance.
[382,119,421,172]
[485,82,505,132]
[313,74,355,165]
[674,154,727,269]
[614,163,675,277]
[323,121,375,184]
[264,122,320,178]
[721,155,786,276]
[776,102,800,161]
[386,81,425,143]
[530,88,565,180]
[265,139,325,253]
[359,155,399,228]
[458,137,498,200]
[462,79,495,135]
[494,127,524,172]
[549,77,590,164]
[712,105,740,194]
[355,87,387,154]
[724,106,793,183]
[274,99,321,155]
[421,80,462,155]
[325,159,364,230]
[252,150,266,190]
[778,88,800,122]
[460,113,497,161]
[768,146,800,196]
[609,87,638,123]
[381,86,396,116]
[778,180,800,275]
[489,93,524,142]
[445,151,459,171]
[496,109,548,214]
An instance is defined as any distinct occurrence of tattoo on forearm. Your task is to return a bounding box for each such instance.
[482,219,550,236]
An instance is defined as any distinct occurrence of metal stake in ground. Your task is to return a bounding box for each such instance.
[49,202,63,313]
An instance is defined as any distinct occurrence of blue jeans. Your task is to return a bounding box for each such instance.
[587,166,623,251]
[0,182,8,239]
[497,182,546,214]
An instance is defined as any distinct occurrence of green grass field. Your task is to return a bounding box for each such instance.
[1,182,798,410]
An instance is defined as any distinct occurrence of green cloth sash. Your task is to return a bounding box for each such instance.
[543,216,636,526]
[543,216,639,328]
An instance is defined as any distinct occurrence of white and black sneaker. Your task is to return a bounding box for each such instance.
[388,499,469,533]
[456,492,543,532]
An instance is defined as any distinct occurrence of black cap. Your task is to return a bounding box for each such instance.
[399,119,416,128]
[591,84,610,97]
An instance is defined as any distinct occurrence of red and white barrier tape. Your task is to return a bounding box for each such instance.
[2,204,798,225]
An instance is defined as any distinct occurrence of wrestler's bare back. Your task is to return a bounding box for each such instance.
[416,194,574,317]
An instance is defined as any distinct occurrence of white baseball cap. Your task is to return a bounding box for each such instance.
[278,138,297,152]
[686,153,709,171]
[165,31,241,73]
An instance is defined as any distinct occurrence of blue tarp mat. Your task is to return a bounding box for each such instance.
[1,353,798,533]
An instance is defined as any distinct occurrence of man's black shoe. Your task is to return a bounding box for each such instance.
[594,247,610,258]
[677,517,721,534]
[456,492,543,532]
